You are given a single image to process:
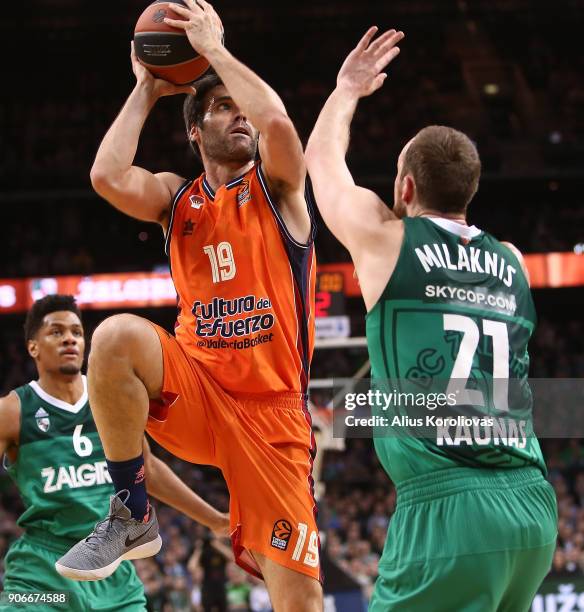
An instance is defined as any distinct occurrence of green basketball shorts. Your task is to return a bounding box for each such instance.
[369,466,557,612]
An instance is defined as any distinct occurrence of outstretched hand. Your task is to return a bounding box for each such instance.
[164,0,224,57]
[130,41,195,98]
[337,27,404,98]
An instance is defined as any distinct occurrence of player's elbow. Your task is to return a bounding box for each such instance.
[90,164,114,196]
[263,112,296,142]
[90,165,128,202]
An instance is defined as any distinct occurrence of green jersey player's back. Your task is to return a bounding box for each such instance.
[6,377,113,543]
[366,216,546,485]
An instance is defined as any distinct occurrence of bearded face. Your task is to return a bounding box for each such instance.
[195,85,259,165]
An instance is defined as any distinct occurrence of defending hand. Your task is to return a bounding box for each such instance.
[337,27,404,99]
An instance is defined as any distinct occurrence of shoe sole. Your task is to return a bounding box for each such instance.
[54,535,162,581]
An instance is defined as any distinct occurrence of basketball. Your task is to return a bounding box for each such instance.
[134,0,212,85]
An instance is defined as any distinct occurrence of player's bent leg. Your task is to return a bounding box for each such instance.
[87,313,163,461]
[252,551,323,612]
[55,314,164,582]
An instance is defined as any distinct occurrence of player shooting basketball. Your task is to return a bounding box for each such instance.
[56,1,321,610]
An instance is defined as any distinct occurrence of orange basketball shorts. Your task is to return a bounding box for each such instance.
[145,323,321,583]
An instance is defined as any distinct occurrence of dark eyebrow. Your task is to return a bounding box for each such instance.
[48,322,82,330]
[211,96,233,106]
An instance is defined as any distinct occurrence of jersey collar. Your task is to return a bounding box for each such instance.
[201,166,253,201]
[427,217,482,239]
[29,375,88,414]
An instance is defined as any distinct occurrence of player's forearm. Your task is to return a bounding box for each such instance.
[304,88,364,246]
[146,456,225,531]
[91,84,157,183]
[205,44,289,130]
[306,87,359,169]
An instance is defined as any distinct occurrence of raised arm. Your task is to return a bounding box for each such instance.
[305,27,404,252]
[90,43,194,229]
[165,0,310,243]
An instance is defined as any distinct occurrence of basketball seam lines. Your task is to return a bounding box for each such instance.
[138,56,205,69]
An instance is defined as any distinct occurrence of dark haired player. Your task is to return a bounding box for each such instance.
[56,1,321,610]
[0,295,228,611]
[305,28,557,611]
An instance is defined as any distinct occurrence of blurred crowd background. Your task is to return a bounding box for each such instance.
[1,0,584,610]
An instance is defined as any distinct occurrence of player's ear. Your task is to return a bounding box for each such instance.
[402,174,415,205]
[27,339,39,360]
[190,125,201,147]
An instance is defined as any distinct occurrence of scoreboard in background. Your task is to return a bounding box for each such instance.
[0,269,352,339]
[2,250,583,338]
[315,270,350,339]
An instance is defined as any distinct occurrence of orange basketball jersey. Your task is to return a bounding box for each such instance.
[165,162,316,396]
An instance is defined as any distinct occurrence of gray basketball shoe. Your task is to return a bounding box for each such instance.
[55,490,162,581]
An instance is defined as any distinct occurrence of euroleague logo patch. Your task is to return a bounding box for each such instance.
[271,519,292,551]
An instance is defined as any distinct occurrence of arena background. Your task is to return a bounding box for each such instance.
[1,1,584,610]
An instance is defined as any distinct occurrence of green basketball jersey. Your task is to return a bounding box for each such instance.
[6,377,113,542]
[366,217,546,485]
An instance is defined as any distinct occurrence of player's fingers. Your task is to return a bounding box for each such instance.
[355,26,378,52]
[373,32,405,59]
[196,0,212,10]
[130,40,136,60]
[177,85,197,95]
[207,4,221,26]
[375,47,401,73]
[169,3,191,17]
[371,73,388,94]
[182,0,203,11]
[367,29,396,54]
[164,17,188,29]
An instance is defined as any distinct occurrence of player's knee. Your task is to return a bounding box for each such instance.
[281,581,323,612]
[89,314,146,364]
[281,578,322,612]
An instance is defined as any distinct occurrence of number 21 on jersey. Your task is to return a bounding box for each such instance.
[203,242,236,283]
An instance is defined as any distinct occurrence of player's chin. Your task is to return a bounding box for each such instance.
[59,364,82,375]
[228,141,257,164]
